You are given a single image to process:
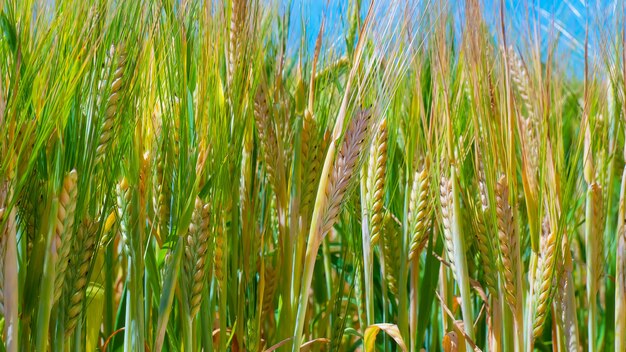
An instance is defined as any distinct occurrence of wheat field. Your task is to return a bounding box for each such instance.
[0,0,624,351]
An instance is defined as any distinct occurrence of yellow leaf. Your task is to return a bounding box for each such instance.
[363,323,407,352]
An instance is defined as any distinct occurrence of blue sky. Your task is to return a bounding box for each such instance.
[282,0,619,73]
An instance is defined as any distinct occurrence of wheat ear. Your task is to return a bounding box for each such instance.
[228,0,247,85]
[382,213,400,296]
[407,161,430,261]
[316,109,372,239]
[95,45,127,165]
[53,170,79,305]
[532,213,558,339]
[65,219,97,336]
[366,118,387,246]
[495,175,519,312]
[184,197,211,317]
[440,176,456,276]
[299,110,322,223]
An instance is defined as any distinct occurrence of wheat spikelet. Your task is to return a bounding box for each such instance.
[155,142,172,240]
[408,162,430,261]
[228,0,247,85]
[262,261,277,318]
[116,177,132,256]
[214,206,228,285]
[300,110,321,223]
[520,117,540,201]
[317,109,372,240]
[366,118,387,246]
[382,213,399,296]
[532,215,558,338]
[53,170,79,305]
[246,316,260,352]
[472,202,498,294]
[588,182,604,294]
[440,175,456,275]
[254,85,284,195]
[95,45,127,165]
[496,175,518,311]
[476,153,489,212]
[557,235,579,352]
[507,46,533,118]
[354,259,367,329]
[65,219,97,336]
[184,197,211,317]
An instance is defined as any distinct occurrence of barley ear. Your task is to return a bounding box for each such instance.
[95,45,127,165]
[407,161,430,261]
[366,118,387,246]
[184,197,211,317]
[65,219,97,336]
[53,170,79,305]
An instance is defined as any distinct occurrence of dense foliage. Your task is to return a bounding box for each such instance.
[0,0,624,351]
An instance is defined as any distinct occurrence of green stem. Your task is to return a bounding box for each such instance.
[615,168,626,351]
[35,199,59,352]
[450,167,474,349]
[360,175,374,326]
[586,186,598,352]
[410,256,419,352]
